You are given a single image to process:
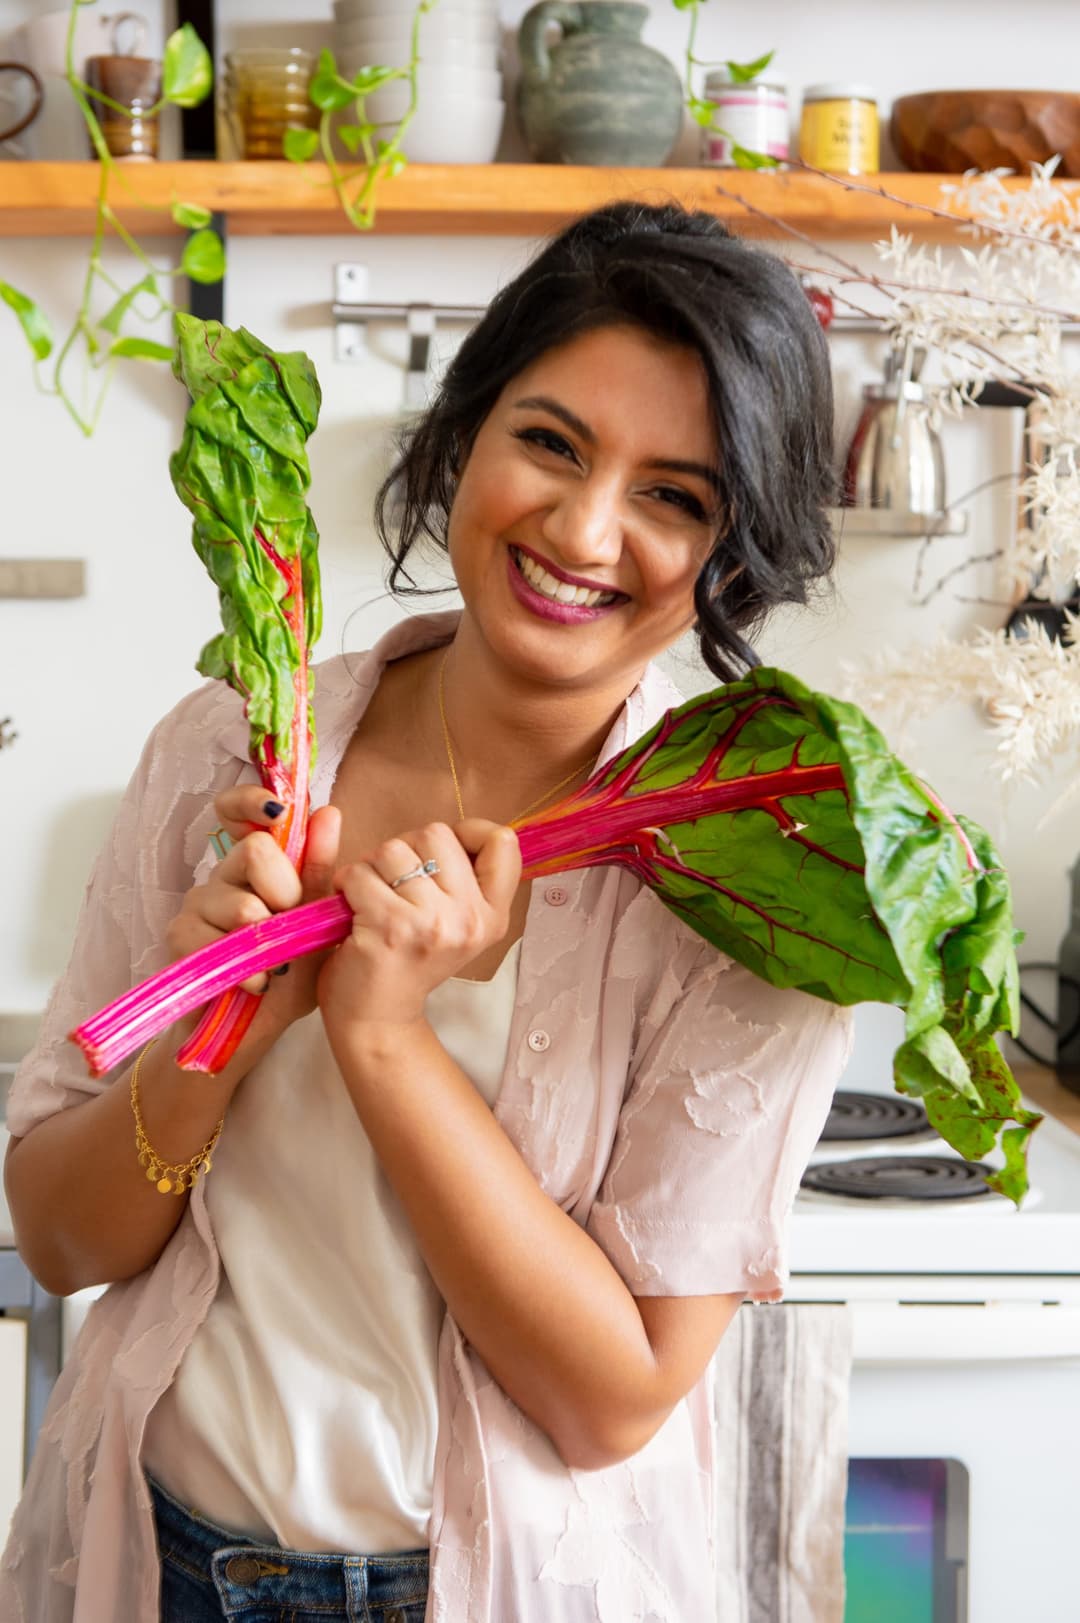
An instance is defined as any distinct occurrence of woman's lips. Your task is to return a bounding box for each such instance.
[506,548,624,625]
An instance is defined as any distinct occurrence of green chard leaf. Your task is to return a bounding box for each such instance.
[170,314,323,774]
[516,666,1034,1199]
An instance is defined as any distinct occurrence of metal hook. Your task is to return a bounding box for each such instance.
[405,306,436,410]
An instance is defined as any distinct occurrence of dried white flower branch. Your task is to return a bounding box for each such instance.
[823,163,1080,782]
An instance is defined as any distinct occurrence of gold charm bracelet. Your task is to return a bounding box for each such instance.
[130,1039,224,1196]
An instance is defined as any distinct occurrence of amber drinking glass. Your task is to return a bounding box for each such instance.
[224,48,317,160]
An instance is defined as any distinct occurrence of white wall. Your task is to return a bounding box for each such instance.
[2,1,1079,1059]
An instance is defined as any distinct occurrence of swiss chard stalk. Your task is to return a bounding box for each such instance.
[71,669,1038,1201]
[167,314,322,1071]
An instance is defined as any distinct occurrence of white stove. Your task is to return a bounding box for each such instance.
[785,1004,1080,1623]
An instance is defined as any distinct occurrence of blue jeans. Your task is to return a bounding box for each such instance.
[149,1476,430,1623]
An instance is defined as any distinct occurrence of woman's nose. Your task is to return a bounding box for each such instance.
[540,475,623,566]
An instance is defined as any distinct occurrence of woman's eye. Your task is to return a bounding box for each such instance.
[651,485,709,521]
[513,426,576,459]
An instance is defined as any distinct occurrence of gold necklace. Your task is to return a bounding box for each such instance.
[437,651,594,825]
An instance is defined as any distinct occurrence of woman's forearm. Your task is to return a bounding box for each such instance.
[328,1016,664,1471]
[5,1015,270,1296]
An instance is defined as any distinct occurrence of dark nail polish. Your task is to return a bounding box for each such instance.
[273,963,290,977]
[264,800,285,819]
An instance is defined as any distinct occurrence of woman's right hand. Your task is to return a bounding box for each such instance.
[167,788,343,1032]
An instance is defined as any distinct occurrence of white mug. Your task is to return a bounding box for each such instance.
[15,9,149,160]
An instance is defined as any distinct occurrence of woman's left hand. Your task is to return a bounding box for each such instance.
[316,819,522,1037]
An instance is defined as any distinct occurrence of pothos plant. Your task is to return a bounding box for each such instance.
[673,0,778,171]
[283,1,436,230]
[0,0,221,435]
[0,0,437,429]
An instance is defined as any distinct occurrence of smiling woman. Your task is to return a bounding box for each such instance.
[2,202,851,1623]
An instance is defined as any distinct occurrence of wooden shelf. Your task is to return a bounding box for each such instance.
[2,162,1074,239]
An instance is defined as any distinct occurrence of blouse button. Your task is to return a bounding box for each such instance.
[527,1029,551,1053]
[544,884,568,906]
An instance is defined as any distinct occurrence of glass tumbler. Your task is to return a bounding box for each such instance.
[223,48,317,161]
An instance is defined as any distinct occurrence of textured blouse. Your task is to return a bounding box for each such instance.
[1,610,853,1623]
[143,942,522,1552]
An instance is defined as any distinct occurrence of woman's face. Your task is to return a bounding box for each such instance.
[446,322,721,697]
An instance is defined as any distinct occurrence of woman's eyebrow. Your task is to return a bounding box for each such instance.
[512,393,720,490]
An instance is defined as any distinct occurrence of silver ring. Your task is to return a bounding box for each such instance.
[389,858,440,890]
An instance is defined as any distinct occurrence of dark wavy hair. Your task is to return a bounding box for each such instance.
[375,200,836,681]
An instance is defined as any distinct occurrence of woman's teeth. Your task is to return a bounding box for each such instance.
[512,547,618,608]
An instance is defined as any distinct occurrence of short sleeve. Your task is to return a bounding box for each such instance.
[585,947,854,1302]
[6,681,247,1140]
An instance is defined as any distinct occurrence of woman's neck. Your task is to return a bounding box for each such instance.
[398,625,641,825]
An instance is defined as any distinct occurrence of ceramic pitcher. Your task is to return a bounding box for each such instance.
[517,1,683,167]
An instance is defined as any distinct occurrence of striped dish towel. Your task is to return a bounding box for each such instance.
[711,1303,853,1623]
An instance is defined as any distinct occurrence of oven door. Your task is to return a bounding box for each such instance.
[790,1275,1080,1623]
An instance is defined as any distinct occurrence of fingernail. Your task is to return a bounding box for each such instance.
[273,963,290,977]
[264,800,285,819]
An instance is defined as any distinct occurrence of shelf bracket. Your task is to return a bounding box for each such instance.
[333,264,485,406]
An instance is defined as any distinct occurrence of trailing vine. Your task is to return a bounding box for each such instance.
[0,1,221,435]
[284,1,436,230]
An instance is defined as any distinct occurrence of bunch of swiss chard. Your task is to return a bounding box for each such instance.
[71,321,1038,1202]
[165,313,322,1071]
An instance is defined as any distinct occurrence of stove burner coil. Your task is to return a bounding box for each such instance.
[819,1091,932,1144]
[800,1155,996,1201]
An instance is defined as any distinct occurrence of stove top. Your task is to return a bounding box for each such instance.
[790,1082,1080,1276]
[801,1153,994,1202]
[818,1090,937,1146]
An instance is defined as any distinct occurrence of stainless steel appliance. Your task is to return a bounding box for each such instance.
[843,344,947,519]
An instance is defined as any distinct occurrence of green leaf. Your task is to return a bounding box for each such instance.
[688,97,716,129]
[109,337,176,362]
[162,23,213,109]
[170,313,323,769]
[726,49,775,84]
[181,229,226,285]
[171,200,212,230]
[98,273,160,336]
[732,144,780,170]
[283,127,320,163]
[350,65,399,96]
[337,122,367,155]
[310,47,355,112]
[0,282,53,360]
[526,664,1031,1194]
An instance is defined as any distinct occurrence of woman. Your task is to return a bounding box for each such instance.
[2,202,852,1623]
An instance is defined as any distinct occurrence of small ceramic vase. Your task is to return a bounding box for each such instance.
[517,1,683,167]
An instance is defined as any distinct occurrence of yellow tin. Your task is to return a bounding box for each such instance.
[799,82,879,174]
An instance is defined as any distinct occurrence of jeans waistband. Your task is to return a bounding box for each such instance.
[148,1475,429,1617]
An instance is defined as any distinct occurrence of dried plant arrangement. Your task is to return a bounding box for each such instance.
[743,160,1080,789]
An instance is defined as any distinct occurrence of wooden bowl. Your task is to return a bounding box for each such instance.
[891,90,1080,177]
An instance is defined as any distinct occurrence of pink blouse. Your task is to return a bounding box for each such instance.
[2,611,853,1623]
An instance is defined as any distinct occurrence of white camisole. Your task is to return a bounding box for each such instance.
[143,941,522,1552]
